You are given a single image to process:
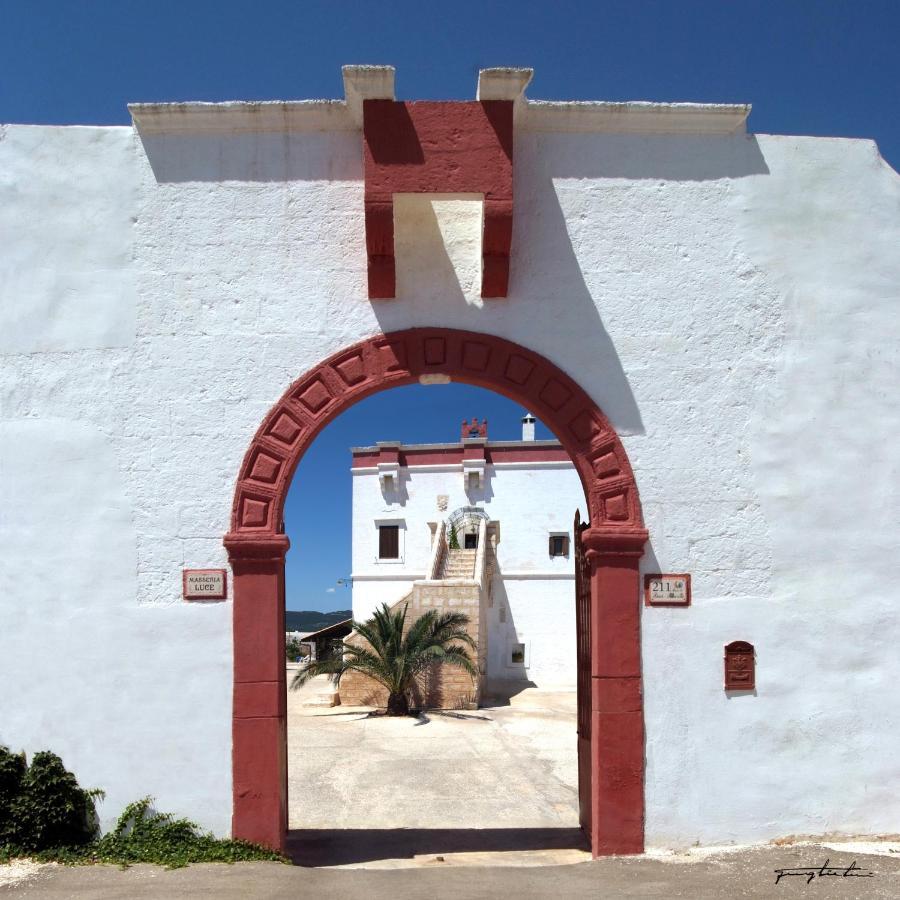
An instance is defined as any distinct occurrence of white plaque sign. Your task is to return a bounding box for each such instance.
[183,569,227,601]
[644,573,691,607]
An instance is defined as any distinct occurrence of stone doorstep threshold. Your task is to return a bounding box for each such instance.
[322,847,593,870]
[288,836,900,871]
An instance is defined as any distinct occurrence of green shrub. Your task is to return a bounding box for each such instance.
[0,747,286,867]
[0,747,27,845]
[0,747,98,850]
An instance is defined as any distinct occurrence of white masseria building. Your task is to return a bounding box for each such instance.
[351,414,583,689]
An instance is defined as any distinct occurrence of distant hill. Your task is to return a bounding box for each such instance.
[285,609,352,632]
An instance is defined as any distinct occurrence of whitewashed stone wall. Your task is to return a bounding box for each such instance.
[1,111,898,845]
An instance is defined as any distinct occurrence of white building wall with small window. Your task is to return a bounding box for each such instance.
[350,421,585,689]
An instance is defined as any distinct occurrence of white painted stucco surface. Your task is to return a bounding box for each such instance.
[351,459,584,687]
[0,126,138,355]
[0,419,231,834]
[0,107,898,846]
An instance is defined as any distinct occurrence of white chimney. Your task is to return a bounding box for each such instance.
[521,411,536,441]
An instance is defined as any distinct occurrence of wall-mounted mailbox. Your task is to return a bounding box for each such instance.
[724,641,755,691]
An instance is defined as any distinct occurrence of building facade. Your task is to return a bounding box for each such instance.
[350,415,584,690]
[1,65,899,855]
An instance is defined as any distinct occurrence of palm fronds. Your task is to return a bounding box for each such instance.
[289,601,478,714]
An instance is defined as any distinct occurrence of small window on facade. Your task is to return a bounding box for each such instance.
[511,643,526,664]
[549,534,569,557]
[464,532,478,550]
[378,525,399,559]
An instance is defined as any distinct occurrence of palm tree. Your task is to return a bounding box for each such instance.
[291,602,478,716]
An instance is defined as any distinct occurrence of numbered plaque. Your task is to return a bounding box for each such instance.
[644,573,691,607]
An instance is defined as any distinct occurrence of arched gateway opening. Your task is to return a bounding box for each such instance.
[223,328,648,858]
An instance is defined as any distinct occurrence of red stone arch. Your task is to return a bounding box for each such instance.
[223,327,648,857]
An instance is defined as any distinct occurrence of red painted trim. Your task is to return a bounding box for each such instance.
[488,446,570,464]
[226,534,288,851]
[182,568,228,601]
[363,101,514,299]
[581,527,646,855]
[224,329,647,857]
[643,573,691,607]
[351,444,573,468]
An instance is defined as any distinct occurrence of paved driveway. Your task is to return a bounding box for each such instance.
[287,676,586,866]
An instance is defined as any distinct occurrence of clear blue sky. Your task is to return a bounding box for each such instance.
[3,1,897,610]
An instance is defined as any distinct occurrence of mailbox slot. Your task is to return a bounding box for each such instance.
[724,640,755,691]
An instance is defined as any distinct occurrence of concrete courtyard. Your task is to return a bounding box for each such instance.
[286,672,588,867]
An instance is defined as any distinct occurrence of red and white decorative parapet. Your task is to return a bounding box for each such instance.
[355,67,530,300]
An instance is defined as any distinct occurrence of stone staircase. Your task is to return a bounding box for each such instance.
[439,548,477,580]
[339,520,492,710]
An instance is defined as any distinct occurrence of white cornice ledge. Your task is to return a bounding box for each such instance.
[130,66,396,136]
[522,100,751,134]
[129,65,750,138]
[128,99,357,135]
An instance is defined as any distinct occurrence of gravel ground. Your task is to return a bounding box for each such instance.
[0,862,54,892]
